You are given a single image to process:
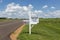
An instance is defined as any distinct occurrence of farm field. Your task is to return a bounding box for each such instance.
[0,18,21,22]
[0,19,13,22]
[18,18,60,40]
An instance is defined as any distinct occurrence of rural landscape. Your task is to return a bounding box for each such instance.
[0,0,60,40]
[0,18,60,40]
[17,18,60,40]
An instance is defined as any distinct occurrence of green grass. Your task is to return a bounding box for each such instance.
[18,18,60,40]
[0,19,12,22]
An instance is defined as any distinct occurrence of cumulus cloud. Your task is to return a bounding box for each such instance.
[49,10,60,18]
[42,5,48,8]
[0,2,60,18]
[37,10,60,18]
[0,2,35,18]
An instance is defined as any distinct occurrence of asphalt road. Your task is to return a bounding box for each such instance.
[0,20,24,40]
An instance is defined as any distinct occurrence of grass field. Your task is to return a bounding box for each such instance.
[18,18,60,40]
[0,19,21,22]
[0,19,13,22]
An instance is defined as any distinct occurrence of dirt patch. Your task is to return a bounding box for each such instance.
[10,24,25,40]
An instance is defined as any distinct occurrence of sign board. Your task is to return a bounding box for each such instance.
[30,17,39,24]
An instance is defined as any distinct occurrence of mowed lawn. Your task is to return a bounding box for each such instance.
[18,18,60,40]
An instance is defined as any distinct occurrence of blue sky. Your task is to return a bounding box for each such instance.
[0,0,60,18]
[0,0,60,10]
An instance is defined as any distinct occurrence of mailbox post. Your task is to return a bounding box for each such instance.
[29,11,31,34]
[28,11,39,34]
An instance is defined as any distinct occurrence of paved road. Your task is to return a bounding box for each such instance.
[0,20,24,40]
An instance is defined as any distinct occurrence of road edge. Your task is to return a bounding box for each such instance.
[10,24,25,40]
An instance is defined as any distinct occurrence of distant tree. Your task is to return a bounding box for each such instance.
[0,17,7,19]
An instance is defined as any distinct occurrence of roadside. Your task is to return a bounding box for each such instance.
[0,20,24,40]
[10,24,25,40]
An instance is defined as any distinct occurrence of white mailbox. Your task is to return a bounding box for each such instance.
[30,17,39,24]
[28,11,39,34]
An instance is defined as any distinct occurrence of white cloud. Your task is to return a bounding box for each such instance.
[34,10,43,13]
[51,6,55,9]
[5,3,22,12]
[0,2,60,18]
[28,4,33,9]
[42,5,48,8]
[0,2,34,18]
[49,10,60,18]
[37,10,60,18]
[23,6,28,11]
